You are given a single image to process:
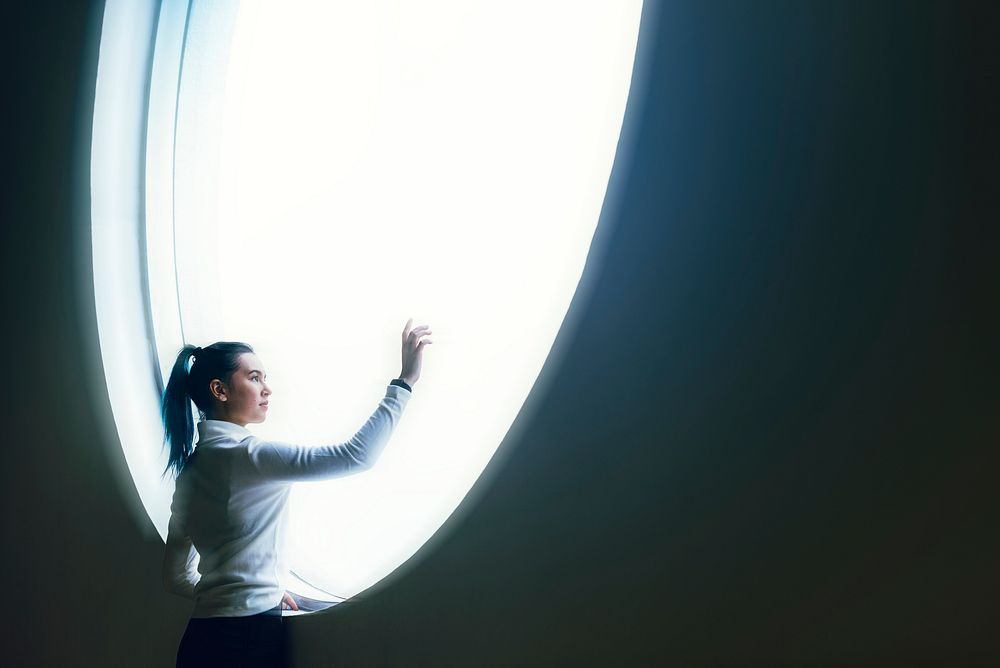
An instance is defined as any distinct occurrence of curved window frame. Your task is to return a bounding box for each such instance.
[90,0,649,610]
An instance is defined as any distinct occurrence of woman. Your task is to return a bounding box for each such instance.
[161,318,432,667]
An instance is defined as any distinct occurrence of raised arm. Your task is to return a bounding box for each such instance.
[246,320,431,482]
[246,382,412,482]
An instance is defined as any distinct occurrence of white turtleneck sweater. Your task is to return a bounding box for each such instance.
[162,383,411,618]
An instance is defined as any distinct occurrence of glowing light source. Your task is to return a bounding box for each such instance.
[92,0,643,603]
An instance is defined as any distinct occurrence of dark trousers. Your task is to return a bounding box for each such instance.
[176,605,287,667]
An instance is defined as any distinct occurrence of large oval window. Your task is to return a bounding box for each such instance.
[91,0,644,607]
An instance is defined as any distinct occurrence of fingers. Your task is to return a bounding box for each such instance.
[403,319,433,349]
[406,325,432,344]
[408,326,432,339]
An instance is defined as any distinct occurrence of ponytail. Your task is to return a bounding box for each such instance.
[161,341,255,478]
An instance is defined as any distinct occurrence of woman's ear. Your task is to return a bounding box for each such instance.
[209,379,227,402]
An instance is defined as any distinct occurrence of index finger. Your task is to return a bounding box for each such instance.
[402,317,413,340]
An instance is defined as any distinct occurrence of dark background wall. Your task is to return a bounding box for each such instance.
[2,1,997,666]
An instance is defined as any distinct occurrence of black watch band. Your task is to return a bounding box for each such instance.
[390,378,412,392]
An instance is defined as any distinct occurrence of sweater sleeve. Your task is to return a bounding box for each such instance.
[246,383,411,482]
[162,487,201,599]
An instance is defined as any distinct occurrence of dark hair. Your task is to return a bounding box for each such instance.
[161,341,255,478]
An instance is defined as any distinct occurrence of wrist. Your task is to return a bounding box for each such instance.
[391,377,414,392]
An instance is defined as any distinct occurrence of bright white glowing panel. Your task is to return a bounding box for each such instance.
[164,0,642,598]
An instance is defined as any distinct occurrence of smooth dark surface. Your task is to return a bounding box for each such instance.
[2,1,997,666]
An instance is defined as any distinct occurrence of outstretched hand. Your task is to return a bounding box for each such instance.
[400,317,433,387]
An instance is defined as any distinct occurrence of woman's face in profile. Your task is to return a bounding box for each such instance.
[221,352,272,425]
